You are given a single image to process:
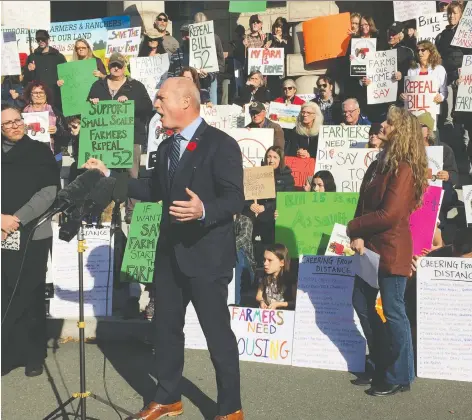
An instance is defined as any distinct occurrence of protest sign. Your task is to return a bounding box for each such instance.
[451,2,472,48]
[78,100,134,168]
[350,38,376,77]
[130,55,170,101]
[105,26,141,57]
[267,102,301,128]
[410,186,444,255]
[426,146,444,188]
[230,307,295,365]
[315,148,380,193]
[120,203,161,283]
[146,114,173,170]
[284,156,315,188]
[225,128,274,168]
[57,60,98,117]
[189,21,219,73]
[325,223,354,257]
[1,31,21,76]
[303,13,350,64]
[247,48,284,76]
[22,112,50,143]
[243,166,276,201]
[318,125,370,149]
[393,1,436,22]
[275,192,358,257]
[1,1,50,30]
[366,50,398,105]
[416,13,448,44]
[455,55,472,112]
[49,224,113,318]
[200,104,241,130]
[463,185,472,225]
[417,257,472,382]
[229,1,266,13]
[292,256,365,372]
[1,16,130,61]
[404,75,440,119]
[297,94,316,102]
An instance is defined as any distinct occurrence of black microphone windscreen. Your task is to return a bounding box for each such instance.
[111,171,129,203]
[57,169,103,206]
[85,177,116,215]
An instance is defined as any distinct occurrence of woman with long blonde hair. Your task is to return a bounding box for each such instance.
[347,106,428,396]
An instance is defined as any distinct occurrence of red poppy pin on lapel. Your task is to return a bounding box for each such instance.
[186,141,197,151]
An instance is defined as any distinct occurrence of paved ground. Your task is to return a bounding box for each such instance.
[2,341,471,420]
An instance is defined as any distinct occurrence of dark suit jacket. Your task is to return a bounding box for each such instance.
[127,120,244,276]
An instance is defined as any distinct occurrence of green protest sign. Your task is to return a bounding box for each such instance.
[57,60,98,117]
[229,1,267,13]
[77,100,134,168]
[120,202,162,283]
[275,192,359,257]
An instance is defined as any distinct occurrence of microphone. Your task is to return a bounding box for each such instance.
[82,177,117,217]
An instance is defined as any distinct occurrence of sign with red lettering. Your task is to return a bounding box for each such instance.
[105,27,141,57]
[285,156,315,188]
[225,128,274,168]
[366,50,398,104]
[404,75,440,122]
[456,55,472,112]
[248,48,284,75]
[451,2,472,49]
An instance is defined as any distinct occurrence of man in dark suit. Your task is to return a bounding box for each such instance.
[83,78,244,420]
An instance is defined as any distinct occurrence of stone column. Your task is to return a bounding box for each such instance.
[123,1,171,33]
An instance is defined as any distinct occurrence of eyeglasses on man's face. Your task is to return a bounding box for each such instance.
[317,83,328,88]
[2,118,24,129]
[343,108,359,115]
[157,17,168,22]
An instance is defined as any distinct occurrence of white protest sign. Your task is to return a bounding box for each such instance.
[463,185,472,225]
[404,75,440,119]
[49,225,113,318]
[315,148,379,193]
[225,128,274,168]
[200,104,241,130]
[189,21,219,73]
[417,257,472,382]
[105,26,141,57]
[416,13,448,44]
[351,38,376,77]
[451,2,472,48]
[230,307,295,365]
[456,55,472,112]
[247,48,284,76]
[130,55,169,101]
[427,146,444,188]
[325,223,354,257]
[267,102,301,129]
[22,112,50,143]
[292,255,365,372]
[318,125,370,149]
[1,1,50,30]
[1,31,21,76]
[393,1,436,22]
[297,94,316,102]
[146,113,173,170]
[366,49,398,104]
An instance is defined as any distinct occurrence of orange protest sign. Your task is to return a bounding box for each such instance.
[303,13,351,64]
[285,156,315,188]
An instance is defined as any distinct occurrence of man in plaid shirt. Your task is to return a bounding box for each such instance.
[243,15,270,50]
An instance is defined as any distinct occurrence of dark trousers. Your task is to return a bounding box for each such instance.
[153,248,241,416]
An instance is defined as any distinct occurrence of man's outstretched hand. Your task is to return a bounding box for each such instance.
[169,188,204,222]
[82,158,109,176]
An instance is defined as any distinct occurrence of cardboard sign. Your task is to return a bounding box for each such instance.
[427,146,444,188]
[417,12,448,44]
[451,2,472,48]
[225,128,274,168]
[350,38,377,77]
[463,185,472,226]
[1,31,21,76]
[404,75,440,118]
[417,257,472,382]
[284,156,315,188]
[292,256,366,372]
[318,125,370,149]
[1,1,50,30]
[303,13,350,64]
[22,112,50,143]
[456,55,472,112]
[57,60,98,117]
[130,55,170,101]
[120,203,162,283]
[393,1,436,22]
[366,50,398,105]
[267,102,300,128]
[200,104,241,130]
[230,307,294,365]
[106,26,141,57]
[275,192,359,257]
[410,186,444,255]
[189,21,219,73]
[315,148,380,193]
[229,1,267,13]
[243,166,276,200]
[247,48,284,75]
[78,100,134,168]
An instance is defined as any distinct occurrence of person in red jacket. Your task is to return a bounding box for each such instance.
[273,79,305,105]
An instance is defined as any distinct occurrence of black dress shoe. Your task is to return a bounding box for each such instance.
[368,383,410,396]
[351,377,372,386]
[25,364,44,377]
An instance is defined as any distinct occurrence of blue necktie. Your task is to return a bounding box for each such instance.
[169,133,185,182]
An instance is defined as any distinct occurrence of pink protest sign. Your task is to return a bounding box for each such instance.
[409,186,443,255]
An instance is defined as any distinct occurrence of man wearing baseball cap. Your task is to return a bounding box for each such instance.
[152,12,179,54]
[245,101,285,149]
[243,15,270,50]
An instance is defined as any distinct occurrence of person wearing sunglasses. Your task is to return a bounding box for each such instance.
[23,29,66,111]
[273,79,305,105]
[312,75,343,125]
[152,12,180,54]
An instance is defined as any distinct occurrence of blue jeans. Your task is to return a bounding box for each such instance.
[209,77,218,105]
[235,249,254,305]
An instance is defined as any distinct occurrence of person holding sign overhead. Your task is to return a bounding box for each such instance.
[347,106,429,396]
[83,77,244,420]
